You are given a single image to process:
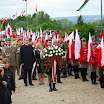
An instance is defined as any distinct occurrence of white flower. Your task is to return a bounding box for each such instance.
[45,54,48,57]
[51,47,53,50]
[55,46,58,49]
[48,47,51,50]
[53,50,55,53]
[50,51,52,54]
[59,53,61,56]
[55,53,58,56]
[56,50,58,53]
[43,55,45,58]
[50,54,53,57]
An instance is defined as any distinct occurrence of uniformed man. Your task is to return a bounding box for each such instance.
[59,36,67,78]
[47,39,58,92]
[53,39,62,83]
[2,38,17,83]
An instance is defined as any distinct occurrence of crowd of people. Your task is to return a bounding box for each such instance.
[0,29,104,104]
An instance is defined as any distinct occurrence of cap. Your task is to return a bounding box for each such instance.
[81,38,86,42]
[91,36,95,39]
[91,42,96,46]
[6,38,11,42]
[47,39,52,42]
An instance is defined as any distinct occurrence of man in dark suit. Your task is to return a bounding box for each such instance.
[20,37,35,86]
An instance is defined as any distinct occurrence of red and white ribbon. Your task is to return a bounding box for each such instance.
[52,60,56,83]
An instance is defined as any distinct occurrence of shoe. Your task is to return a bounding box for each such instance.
[85,79,89,81]
[30,83,34,86]
[57,81,62,83]
[33,78,37,80]
[93,82,97,84]
[53,88,58,91]
[49,87,53,92]
[82,79,85,82]
[25,84,28,86]
[18,77,23,80]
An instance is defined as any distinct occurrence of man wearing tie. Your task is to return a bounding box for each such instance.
[20,37,35,86]
[2,38,17,84]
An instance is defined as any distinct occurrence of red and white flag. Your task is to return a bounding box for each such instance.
[75,29,81,59]
[87,33,92,62]
[12,13,17,18]
[6,24,12,38]
[69,32,74,59]
[101,37,104,66]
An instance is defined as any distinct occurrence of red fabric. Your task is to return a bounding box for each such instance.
[67,48,69,59]
[97,47,104,70]
[79,44,88,62]
[89,47,98,65]
[44,41,48,47]
[100,32,104,39]
[70,44,77,61]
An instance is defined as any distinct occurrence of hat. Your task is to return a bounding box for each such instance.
[43,32,46,34]
[81,38,86,42]
[47,39,52,42]
[29,38,32,42]
[17,39,22,42]
[91,36,95,39]
[91,42,96,46]
[6,38,11,42]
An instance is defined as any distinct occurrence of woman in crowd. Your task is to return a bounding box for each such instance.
[89,42,98,84]
[70,40,80,79]
[2,58,15,104]
[35,43,44,85]
[0,60,8,104]
[0,40,5,60]
[79,38,88,82]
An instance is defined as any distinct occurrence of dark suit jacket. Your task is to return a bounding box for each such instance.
[20,44,35,69]
[35,49,42,64]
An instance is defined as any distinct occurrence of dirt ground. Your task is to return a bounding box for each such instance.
[12,73,104,104]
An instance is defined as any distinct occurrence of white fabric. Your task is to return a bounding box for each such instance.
[69,32,74,58]
[87,33,92,62]
[101,37,104,66]
[75,29,81,59]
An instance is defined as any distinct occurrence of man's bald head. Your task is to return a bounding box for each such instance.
[53,39,57,46]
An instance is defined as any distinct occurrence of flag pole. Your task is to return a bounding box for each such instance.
[16,11,18,29]
[36,3,38,32]
[26,0,28,29]
[101,0,103,32]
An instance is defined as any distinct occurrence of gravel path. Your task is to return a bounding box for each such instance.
[12,73,104,104]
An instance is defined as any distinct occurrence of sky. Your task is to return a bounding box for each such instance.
[0,0,103,18]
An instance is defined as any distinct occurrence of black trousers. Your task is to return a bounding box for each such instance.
[32,65,37,78]
[81,68,87,80]
[23,69,32,85]
[0,89,8,104]
[73,66,79,78]
[91,72,96,83]
[68,64,73,74]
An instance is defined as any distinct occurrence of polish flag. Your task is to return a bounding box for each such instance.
[6,24,12,38]
[75,29,81,59]
[87,33,92,62]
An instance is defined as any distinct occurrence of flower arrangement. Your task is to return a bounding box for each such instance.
[42,45,65,75]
